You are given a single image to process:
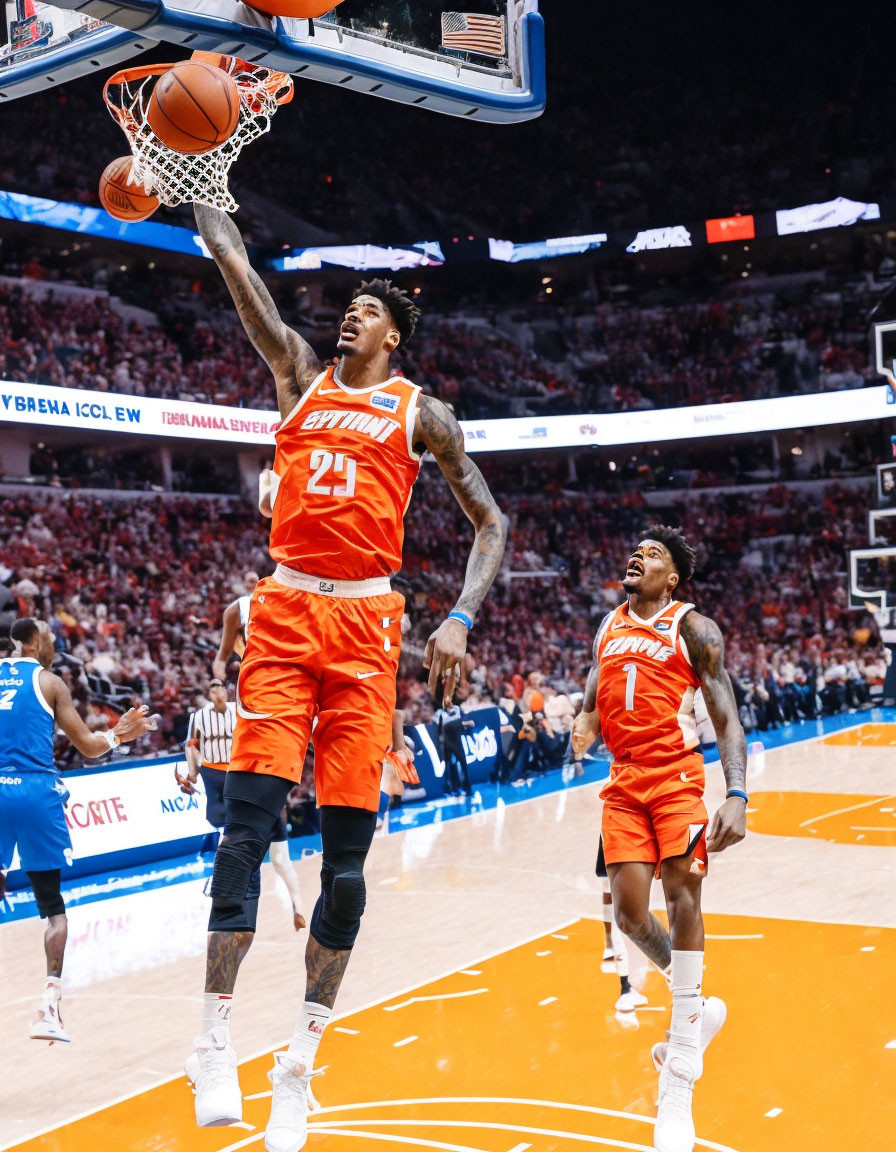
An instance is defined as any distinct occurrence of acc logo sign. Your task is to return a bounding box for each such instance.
[461,727,498,763]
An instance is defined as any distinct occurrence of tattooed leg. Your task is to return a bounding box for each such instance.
[608,861,672,972]
[304,936,352,1009]
[205,930,254,994]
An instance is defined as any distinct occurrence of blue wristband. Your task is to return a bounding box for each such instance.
[726,789,749,803]
[448,610,473,629]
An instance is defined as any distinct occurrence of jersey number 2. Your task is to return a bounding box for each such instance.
[0,688,17,710]
[622,662,638,712]
[307,450,357,497]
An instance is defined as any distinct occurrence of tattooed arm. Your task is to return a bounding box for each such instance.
[681,609,748,852]
[413,394,507,705]
[194,204,321,419]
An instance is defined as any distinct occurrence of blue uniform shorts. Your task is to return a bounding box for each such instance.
[0,772,72,872]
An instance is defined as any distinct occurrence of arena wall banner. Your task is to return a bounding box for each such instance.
[5,755,216,889]
[1,379,892,453]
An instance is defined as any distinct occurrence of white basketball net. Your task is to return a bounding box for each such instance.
[103,63,293,213]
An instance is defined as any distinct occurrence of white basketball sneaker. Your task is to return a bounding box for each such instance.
[30,991,71,1044]
[186,1027,242,1127]
[265,1054,324,1152]
[653,1054,696,1152]
[651,996,726,1075]
[615,987,648,1012]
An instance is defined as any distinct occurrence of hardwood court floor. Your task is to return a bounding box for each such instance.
[2,719,896,1151]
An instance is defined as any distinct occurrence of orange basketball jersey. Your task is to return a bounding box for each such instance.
[269,366,421,580]
[595,600,701,768]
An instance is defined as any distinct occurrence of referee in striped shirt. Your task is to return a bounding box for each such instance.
[185,678,236,829]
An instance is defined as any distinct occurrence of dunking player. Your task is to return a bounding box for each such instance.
[178,676,306,930]
[188,204,506,1151]
[572,527,747,1152]
[0,618,153,1042]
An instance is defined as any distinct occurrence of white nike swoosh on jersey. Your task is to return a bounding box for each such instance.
[317,388,343,395]
[356,671,382,679]
[680,772,692,783]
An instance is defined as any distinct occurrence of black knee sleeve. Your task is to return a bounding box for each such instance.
[309,806,377,952]
[209,895,259,933]
[27,870,65,919]
[206,797,280,936]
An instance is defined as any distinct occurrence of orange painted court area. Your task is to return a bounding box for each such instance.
[10,914,895,1152]
[747,790,896,846]
[821,722,896,747]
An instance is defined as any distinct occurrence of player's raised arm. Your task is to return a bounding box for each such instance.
[680,610,748,853]
[414,394,507,704]
[193,204,321,419]
[41,672,155,760]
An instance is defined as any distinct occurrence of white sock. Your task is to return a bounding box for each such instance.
[286,1001,332,1070]
[42,977,61,1011]
[201,993,234,1038]
[668,950,704,1065]
[610,919,629,978]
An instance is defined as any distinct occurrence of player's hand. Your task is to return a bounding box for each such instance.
[174,767,197,795]
[386,747,420,785]
[423,617,469,706]
[115,705,157,743]
[706,797,747,853]
[571,710,600,757]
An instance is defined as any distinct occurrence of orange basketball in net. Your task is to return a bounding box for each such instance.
[98,156,160,222]
[147,60,241,155]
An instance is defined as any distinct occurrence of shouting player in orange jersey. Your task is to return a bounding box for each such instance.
[572,526,746,1152]
[186,205,506,1152]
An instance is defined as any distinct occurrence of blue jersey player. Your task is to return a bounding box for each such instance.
[0,617,154,1043]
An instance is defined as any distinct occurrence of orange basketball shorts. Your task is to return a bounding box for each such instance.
[599,752,708,876]
[230,575,404,812]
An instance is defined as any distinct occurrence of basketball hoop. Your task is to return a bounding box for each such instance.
[103,61,293,213]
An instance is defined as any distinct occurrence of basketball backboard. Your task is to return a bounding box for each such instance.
[0,0,544,122]
[848,546,896,613]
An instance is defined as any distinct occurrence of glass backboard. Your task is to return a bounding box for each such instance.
[0,0,544,122]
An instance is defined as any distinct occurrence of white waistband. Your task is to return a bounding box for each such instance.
[273,563,392,599]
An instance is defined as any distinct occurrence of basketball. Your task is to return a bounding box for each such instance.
[98,156,160,222]
[147,60,240,155]
[246,1,344,17]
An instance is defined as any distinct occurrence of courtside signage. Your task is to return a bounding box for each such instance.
[0,380,280,444]
[2,380,891,453]
[6,758,215,873]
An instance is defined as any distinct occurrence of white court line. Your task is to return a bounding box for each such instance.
[551,934,569,940]
[394,1036,418,1048]
[334,1027,361,1034]
[459,969,482,976]
[243,1091,272,1101]
[0,917,581,1152]
[379,877,399,886]
[304,1095,744,1152]
[307,1131,492,1152]
[385,989,489,1012]
[764,1108,782,1118]
[538,997,558,1006]
[535,951,551,957]
[312,1116,742,1152]
[704,933,764,940]
[798,793,896,829]
[885,1039,896,1049]
[508,1144,533,1152]
[860,946,875,952]
[850,826,896,832]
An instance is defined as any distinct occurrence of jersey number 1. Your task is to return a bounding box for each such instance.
[622,662,638,712]
[307,450,357,497]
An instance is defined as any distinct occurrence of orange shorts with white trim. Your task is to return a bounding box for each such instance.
[230,575,404,813]
[599,752,708,877]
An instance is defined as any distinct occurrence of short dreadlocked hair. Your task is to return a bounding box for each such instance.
[353,279,421,346]
[642,525,697,583]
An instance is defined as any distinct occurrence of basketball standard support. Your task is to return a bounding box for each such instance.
[0,0,545,123]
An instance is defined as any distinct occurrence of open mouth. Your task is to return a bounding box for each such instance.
[340,321,360,339]
[625,559,644,579]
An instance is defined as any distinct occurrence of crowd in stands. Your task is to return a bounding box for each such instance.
[0,257,890,427]
[0,465,886,771]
